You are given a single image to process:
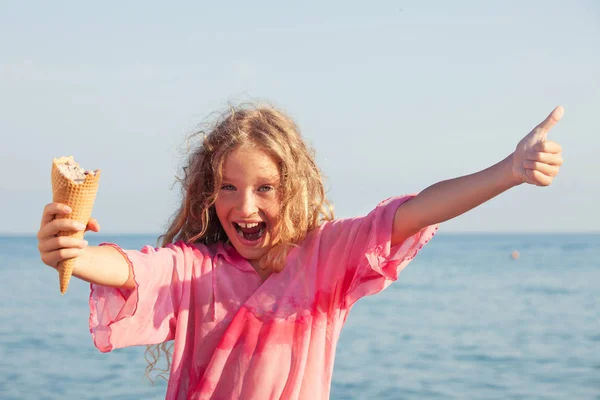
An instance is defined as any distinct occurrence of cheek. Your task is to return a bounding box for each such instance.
[263,201,281,226]
[260,198,280,217]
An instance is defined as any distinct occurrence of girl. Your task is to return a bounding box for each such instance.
[37,103,564,400]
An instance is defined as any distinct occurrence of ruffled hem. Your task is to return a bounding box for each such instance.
[88,242,140,353]
[345,195,439,307]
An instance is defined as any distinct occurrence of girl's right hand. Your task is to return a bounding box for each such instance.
[37,202,100,270]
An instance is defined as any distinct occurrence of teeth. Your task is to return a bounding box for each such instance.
[236,227,265,242]
[237,222,260,228]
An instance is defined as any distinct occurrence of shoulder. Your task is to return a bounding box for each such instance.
[172,240,220,260]
[155,241,223,286]
[135,240,218,266]
[306,195,416,246]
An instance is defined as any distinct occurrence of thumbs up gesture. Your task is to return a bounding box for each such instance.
[512,106,564,186]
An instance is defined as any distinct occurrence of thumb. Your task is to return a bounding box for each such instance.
[535,105,564,134]
[85,217,101,233]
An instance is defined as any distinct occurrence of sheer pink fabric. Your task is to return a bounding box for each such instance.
[89,195,437,399]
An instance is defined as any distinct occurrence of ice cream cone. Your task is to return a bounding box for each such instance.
[51,156,100,294]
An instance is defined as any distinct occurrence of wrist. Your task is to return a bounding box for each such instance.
[502,153,523,189]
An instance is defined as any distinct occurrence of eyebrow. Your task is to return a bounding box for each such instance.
[222,174,280,183]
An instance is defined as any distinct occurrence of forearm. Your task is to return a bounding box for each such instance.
[408,154,521,228]
[71,245,135,289]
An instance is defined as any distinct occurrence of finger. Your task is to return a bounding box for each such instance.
[523,160,560,177]
[42,248,85,269]
[37,218,87,240]
[86,217,101,233]
[535,106,564,132]
[526,169,554,186]
[526,152,564,166]
[40,203,72,230]
[38,236,88,254]
[534,140,562,154]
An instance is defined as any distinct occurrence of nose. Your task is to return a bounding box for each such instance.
[237,189,258,217]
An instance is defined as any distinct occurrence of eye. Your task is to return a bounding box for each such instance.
[221,184,235,191]
[258,185,274,192]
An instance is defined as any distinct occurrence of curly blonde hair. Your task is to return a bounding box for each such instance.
[144,102,334,382]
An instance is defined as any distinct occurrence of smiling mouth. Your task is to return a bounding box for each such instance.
[233,222,266,242]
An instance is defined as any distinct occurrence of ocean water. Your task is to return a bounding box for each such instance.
[0,233,598,399]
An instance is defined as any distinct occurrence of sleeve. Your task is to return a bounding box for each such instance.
[88,242,189,353]
[320,195,438,309]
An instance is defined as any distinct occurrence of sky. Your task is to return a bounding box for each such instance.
[1,1,598,234]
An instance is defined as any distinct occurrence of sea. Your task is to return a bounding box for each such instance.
[0,233,598,400]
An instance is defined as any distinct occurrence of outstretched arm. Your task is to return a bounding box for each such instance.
[392,106,565,246]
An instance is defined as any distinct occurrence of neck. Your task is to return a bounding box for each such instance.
[249,259,272,281]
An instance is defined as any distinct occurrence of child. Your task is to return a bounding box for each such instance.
[37,103,564,400]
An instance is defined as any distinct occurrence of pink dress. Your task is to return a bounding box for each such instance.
[89,195,438,400]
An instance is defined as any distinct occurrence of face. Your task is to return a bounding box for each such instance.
[214,146,281,269]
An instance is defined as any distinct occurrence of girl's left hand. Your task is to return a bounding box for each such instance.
[512,106,564,186]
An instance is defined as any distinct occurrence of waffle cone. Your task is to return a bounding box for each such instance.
[51,157,100,294]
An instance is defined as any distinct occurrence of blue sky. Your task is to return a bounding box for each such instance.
[1,1,598,234]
